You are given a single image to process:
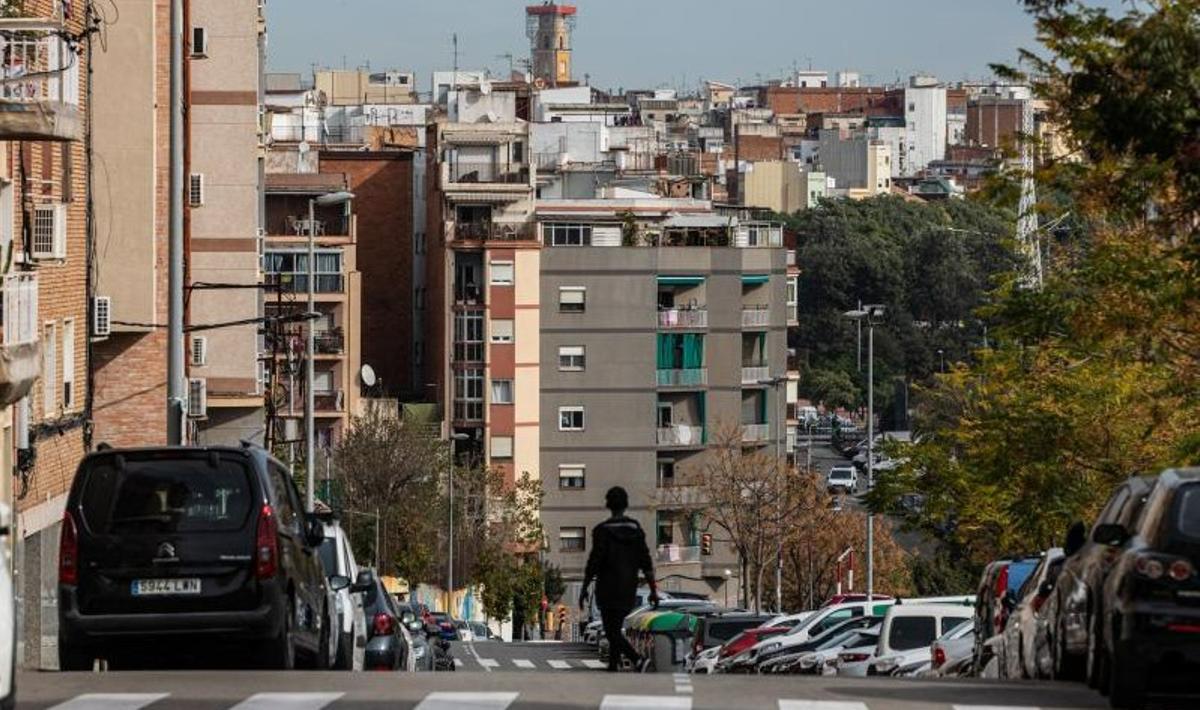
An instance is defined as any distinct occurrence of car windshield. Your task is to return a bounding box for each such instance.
[318,537,339,576]
[80,454,253,534]
[830,470,852,479]
[1176,485,1200,539]
[889,616,937,651]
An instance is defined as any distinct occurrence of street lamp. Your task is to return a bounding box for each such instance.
[937,349,945,373]
[446,431,470,613]
[758,375,788,613]
[724,569,732,608]
[843,304,885,601]
[305,190,354,512]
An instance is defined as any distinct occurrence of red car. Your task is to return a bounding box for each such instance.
[719,626,789,659]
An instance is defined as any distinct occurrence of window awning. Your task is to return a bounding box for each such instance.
[445,191,526,203]
[742,274,770,285]
[657,275,705,286]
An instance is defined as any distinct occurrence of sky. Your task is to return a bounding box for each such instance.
[265,0,1106,92]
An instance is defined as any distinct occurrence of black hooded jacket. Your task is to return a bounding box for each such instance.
[583,515,655,609]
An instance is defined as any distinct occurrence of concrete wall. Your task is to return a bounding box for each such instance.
[904,84,948,176]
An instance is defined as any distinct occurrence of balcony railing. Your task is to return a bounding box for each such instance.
[657,424,706,448]
[742,307,770,328]
[314,330,344,355]
[741,423,770,443]
[656,368,707,388]
[0,29,83,141]
[450,221,535,242]
[314,390,345,413]
[656,545,701,564]
[657,308,708,329]
[446,161,529,185]
[265,273,345,294]
[741,365,770,384]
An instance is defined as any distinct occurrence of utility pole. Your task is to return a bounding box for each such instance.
[305,199,316,511]
[866,318,875,601]
[166,0,185,444]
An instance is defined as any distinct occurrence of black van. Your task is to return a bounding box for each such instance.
[58,446,332,670]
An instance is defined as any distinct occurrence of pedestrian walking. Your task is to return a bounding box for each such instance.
[579,486,658,672]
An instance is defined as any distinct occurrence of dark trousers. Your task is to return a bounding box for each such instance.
[601,605,640,669]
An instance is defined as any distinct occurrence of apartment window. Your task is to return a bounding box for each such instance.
[191,26,208,57]
[512,141,525,164]
[787,276,798,321]
[454,368,484,421]
[559,464,585,490]
[453,311,484,362]
[558,345,585,371]
[264,250,344,293]
[188,173,204,207]
[491,379,513,404]
[42,321,56,415]
[559,287,586,313]
[490,260,514,286]
[546,223,592,247]
[62,319,75,409]
[490,318,514,344]
[31,204,65,259]
[490,436,513,459]
[558,406,585,432]
[312,370,334,394]
[657,459,676,487]
[560,527,586,552]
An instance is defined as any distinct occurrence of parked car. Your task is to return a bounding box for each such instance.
[688,612,772,662]
[827,465,858,494]
[360,568,410,671]
[454,619,473,641]
[318,519,368,670]
[753,615,883,672]
[788,625,881,676]
[429,613,458,641]
[1095,468,1200,708]
[469,621,498,641]
[1043,475,1156,684]
[972,554,1042,670]
[868,603,973,677]
[759,610,815,628]
[58,446,332,671]
[1,503,15,707]
[834,631,884,677]
[929,621,975,677]
[688,644,722,674]
[822,593,894,607]
[999,548,1065,679]
[394,604,433,671]
[713,625,791,672]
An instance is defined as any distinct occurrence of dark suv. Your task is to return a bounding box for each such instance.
[1096,468,1200,708]
[58,446,332,670]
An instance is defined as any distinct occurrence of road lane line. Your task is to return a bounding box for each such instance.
[454,658,464,667]
[779,703,869,710]
[415,692,520,710]
[465,637,492,673]
[478,657,500,669]
[512,658,535,669]
[49,694,169,710]
[228,693,345,710]
[548,659,571,669]
[600,696,692,710]
[952,707,1041,710]
[581,659,607,669]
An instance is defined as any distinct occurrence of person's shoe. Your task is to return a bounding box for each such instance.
[637,656,652,673]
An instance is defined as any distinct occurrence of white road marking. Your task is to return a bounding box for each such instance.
[228,693,345,710]
[779,703,869,710]
[415,692,520,710]
[672,673,694,694]
[582,659,607,669]
[512,658,535,669]
[601,696,692,710]
[478,658,500,669]
[548,659,571,669]
[49,694,169,710]
[454,658,464,667]
[952,707,1041,710]
[465,638,493,673]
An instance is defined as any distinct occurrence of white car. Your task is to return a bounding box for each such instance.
[928,620,975,677]
[804,628,880,676]
[1,504,14,709]
[688,645,721,674]
[747,599,895,665]
[827,466,858,493]
[868,603,974,677]
[834,635,881,676]
[318,521,367,671]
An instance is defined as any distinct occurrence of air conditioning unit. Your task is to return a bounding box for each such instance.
[92,295,111,338]
[190,336,207,367]
[187,378,207,419]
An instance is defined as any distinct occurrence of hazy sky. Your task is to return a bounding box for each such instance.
[265,0,1104,92]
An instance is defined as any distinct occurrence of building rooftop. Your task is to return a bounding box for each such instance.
[265,172,349,195]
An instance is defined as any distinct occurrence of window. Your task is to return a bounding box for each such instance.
[558,345,585,371]
[889,616,938,651]
[787,275,798,322]
[31,204,65,259]
[512,141,525,164]
[263,250,344,293]
[657,459,676,487]
[546,224,592,247]
[189,173,204,207]
[490,436,513,459]
[558,406,585,431]
[559,287,586,313]
[490,261,514,286]
[453,311,484,362]
[490,318,514,344]
[312,370,334,394]
[454,368,484,421]
[491,379,513,404]
[560,527,586,552]
[191,26,208,57]
[559,464,585,490]
[42,321,56,414]
[62,319,74,409]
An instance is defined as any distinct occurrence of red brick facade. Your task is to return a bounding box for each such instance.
[765,86,902,117]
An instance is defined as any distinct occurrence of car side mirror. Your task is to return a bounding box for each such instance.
[305,516,325,548]
[351,569,372,594]
[1092,522,1129,547]
[329,575,351,592]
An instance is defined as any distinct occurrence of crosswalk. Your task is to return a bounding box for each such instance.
[42,693,1059,710]
[456,656,607,671]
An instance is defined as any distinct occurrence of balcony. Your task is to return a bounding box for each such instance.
[314,390,345,413]
[0,273,40,406]
[265,273,345,295]
[657,307,707,329]
[0,27,83,141]
[742,307,770,328]
[314,330,344,355]
[741,423,770,443]
[741,364,770,385]
[656,368,707,388]
[656,545,701,565]
[444,161,529,186]
[449,221,536,243]
[657,424,706,448]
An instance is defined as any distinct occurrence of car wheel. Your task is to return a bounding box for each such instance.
[1054,628,1085,682]
[1107,647,1143,709]
[334,631,353,671]
[314,606,331,670]
[263,597,297,670]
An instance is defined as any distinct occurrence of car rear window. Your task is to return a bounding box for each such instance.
[318,538,340,576]
[1176,486,1200,539]
[889,616,937,651]
[706,619,765,642]
[80,455,253,534]
[830,470,852,479]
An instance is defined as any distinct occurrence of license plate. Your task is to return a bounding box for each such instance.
[131,578,201,596]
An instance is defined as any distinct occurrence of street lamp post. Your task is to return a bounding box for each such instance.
[843,305,884,601]
[305,191,354,512]
[759,375,788,612]
[447,431,470,613]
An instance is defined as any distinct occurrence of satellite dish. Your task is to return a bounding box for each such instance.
[298,141,311,154]
[360,364,378,388]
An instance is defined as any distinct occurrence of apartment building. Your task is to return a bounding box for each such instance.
[187,0,267,445]
[0,0,89,669]
[818,129,893,196]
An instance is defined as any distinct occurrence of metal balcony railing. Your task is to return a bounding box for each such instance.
[656,545,701,564]
[0,29,83,141]
[314,390,345,412]
[314,330,344,355]
[446,162,528,185]
[657,308,708,329]
[656,368,707,388]
[742,307,771,328]
[265,273,345,294]
[741,365,770,384]
[741,423,770,443]
[451,221,535,242]
[657,424,705,447]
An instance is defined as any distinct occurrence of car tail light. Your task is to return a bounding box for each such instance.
[933,646,946,668]
[993,566,1009,632]
[59,511,79,586]
[1135,555,1165,580]
[1168,559,1195,582]
[841,652,870,662]
[255,503,278,579]
[373,612,395,636]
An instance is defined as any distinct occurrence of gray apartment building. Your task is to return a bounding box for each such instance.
[536,197,788,604]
